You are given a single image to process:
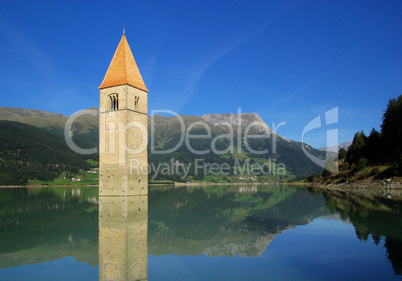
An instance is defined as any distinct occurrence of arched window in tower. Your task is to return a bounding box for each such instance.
[134,96,139,111]
[108,94,119,111]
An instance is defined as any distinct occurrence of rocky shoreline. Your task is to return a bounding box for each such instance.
[317,179,402,199]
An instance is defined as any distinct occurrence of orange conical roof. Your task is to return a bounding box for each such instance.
[99,35,148,92]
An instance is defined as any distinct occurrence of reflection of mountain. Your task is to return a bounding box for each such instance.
[0,187,99,268]
[148,185,329,257]
[0,237,97,269]
[0,185,329,269]
[1,185,401,275]
[322,190,402,275]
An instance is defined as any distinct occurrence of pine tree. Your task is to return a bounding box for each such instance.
[381,95,402,162]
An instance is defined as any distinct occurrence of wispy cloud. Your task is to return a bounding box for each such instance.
[0,15,56,82]
[263,29,397,110]
[170,17,282,112]
[0,15,97,114]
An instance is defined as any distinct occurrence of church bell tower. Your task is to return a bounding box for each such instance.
[99,32,148,196]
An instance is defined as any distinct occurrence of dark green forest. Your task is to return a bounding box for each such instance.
[341,95,402,175]
[148,128,325,182]
[304,94,402,182]
[0,121,92,185]
[0,113,326,185]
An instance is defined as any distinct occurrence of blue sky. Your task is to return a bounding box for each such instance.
[0,0,400,148]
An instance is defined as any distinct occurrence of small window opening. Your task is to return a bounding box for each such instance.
[134,96,139,110]
[109,94,119,111]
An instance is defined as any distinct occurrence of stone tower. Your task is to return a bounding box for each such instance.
[99,33,148,196]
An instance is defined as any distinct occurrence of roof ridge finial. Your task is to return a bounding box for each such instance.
[123,25,125,35]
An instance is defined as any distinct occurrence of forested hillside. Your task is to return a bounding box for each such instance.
[342,95,402,175]
[310,95,402,183]
[148,114,325,181]
[0,121,92,185]
[0,107,327,184]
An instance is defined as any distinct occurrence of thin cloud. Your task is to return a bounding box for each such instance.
[174,16,282,112]
[0,15,56,82]
[264,29,397,110]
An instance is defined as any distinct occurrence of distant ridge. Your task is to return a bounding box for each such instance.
[0,107,65,119]
[202,113,290,141]
[0,106,326,179]
[318,141,352,153]
[0,106,99,146]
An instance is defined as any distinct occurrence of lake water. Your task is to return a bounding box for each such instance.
[0,185,401,280]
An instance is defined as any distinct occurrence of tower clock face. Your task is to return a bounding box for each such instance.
[105,112,119,131]
[104,263,118,280]
[132,263,142,279]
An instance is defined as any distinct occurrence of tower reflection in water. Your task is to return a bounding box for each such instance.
[99,183,148,281]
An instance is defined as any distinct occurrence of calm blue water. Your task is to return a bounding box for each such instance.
[0,185,401,280]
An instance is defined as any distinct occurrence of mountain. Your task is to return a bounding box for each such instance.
[149,113,325,179]
[0,121,92,185]
[0,106,326,183]
[0,107,65,119]
[318,141,352,153]
[202,112,289,140]
[0,106,99,146]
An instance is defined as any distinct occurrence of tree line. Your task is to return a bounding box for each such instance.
[322,95,402,179]
[0,121,91,185]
